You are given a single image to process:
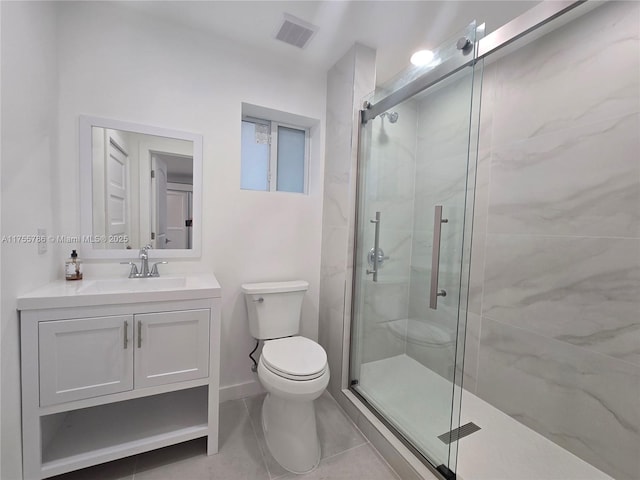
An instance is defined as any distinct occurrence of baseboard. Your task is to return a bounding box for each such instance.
[219,379,265,402]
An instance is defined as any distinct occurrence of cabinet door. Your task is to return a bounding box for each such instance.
[39,315,134,406]
[134,309,209,389]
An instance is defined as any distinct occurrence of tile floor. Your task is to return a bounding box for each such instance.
[51,392,399,480]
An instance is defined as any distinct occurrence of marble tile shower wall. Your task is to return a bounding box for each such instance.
[463,2,640,479]
[319,44,376,396]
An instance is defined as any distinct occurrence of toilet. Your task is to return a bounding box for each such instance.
[241,280,329,474]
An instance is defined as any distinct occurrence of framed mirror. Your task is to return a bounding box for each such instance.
[79,116,202,259]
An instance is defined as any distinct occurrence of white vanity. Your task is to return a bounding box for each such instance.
[17,273,221,479]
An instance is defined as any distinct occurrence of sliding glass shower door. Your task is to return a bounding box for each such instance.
[349,22,482,476]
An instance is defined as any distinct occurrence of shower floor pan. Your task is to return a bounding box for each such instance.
[358,354,611,480]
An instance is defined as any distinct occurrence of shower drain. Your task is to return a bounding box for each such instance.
[437,422,481,444]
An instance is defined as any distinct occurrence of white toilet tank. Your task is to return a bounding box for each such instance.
[241,280,309,340]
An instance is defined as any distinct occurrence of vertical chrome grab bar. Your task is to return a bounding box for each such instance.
[430,205,448,309]
[366,211,381,282]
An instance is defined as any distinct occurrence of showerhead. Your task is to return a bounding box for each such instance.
[380,111,399,123]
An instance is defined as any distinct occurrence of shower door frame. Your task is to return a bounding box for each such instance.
[345,1,591,478]
[349,24,483,479]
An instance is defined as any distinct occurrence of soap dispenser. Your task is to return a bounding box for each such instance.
[65,249,83,281]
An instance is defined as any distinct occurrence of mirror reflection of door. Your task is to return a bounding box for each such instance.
[105,130,130,249]
[87,119,197,252]
[166,187,192,249]
[150,152,194,249]
[151,154,168,249]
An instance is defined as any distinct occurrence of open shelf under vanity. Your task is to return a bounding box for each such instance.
[40,387,208,477]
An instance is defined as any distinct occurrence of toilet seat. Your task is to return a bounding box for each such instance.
[262,336,327,381]
[263,361,328,381]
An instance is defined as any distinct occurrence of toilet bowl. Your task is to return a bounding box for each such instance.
[242,281,330,474]
[258,336,329,473]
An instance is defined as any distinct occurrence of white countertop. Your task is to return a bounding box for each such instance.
[17,273,221,310]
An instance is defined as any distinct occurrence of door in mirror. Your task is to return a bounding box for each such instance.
[80,116,202,259]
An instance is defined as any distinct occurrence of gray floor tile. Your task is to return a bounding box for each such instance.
[315,392,368,458]
[44,394,397,480]
[244,393,289,479]
[133,439,210,479]
[245,392,369,480]
[49,455,136,480]
[134,399,269,480]
[279,444,399,480]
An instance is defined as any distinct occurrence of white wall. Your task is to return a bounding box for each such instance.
[55,2,326,393]
[1,2,60,478]
[1,2,326,477]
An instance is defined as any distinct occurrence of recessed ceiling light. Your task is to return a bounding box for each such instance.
[410,49,435,66]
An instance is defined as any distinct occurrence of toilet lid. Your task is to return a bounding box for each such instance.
[262,336,327,379]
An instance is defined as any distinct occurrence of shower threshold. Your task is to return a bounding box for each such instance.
[355,355,612,480]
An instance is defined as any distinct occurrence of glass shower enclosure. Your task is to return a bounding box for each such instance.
[349,22,483,477]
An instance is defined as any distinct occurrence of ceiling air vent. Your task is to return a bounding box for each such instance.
[275,13,318,49]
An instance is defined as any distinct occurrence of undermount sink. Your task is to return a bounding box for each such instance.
[16,273,221,310]
[78,276,187,294]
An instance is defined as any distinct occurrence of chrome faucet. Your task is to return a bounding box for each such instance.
[139,244,151,276]
[121,244,167,278]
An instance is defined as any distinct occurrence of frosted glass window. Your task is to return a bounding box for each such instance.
[241,121,269,191]
[276,127,306,193]
[240,115,309,194]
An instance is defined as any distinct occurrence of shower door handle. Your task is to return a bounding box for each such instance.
[366,211,381,282]
[430,206,448,309]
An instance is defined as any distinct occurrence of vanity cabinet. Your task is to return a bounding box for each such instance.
[134,309,210,389]
[38,310,210,407]
[18,274,221,480]
[39,315,134,406]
